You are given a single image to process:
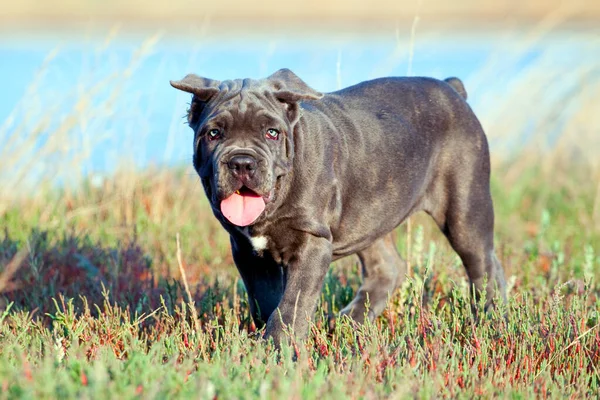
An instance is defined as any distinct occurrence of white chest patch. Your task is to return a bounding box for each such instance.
[236,227,269,252]
[249,235,268,252]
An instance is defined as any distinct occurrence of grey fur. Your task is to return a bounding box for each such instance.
[170,68,506,346]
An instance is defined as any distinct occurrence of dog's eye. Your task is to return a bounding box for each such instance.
[208,129,221,140]
[266,128,280,140]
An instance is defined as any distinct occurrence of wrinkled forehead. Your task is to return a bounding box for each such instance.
[206,79,284,123]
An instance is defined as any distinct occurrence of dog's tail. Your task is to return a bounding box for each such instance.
[444,77,467,100]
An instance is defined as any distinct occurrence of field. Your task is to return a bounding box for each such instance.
[1,7,600,399]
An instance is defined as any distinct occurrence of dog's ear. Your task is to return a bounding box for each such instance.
[267,69,323,103]
[170,74,221,101]
[267,69,322,125]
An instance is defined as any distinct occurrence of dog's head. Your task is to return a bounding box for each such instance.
[170,69,322,227]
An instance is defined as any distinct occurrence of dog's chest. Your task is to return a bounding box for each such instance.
[235,225,301,265]
[237,227,269,252]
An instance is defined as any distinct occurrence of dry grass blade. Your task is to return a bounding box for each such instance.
[533,322,600,380]
[406,0,421,77]
[0,248,28,294]
[176,232,201,334]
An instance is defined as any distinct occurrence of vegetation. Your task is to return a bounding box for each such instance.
[1,21,599,399]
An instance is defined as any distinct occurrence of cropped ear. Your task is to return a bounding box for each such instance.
[170,74,221,102]
[267,69,322,126]
[267,68,323,103]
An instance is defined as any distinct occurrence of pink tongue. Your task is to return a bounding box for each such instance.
[220,191,266,226]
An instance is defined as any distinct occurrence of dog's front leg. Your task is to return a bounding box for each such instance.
[265,235,331,347]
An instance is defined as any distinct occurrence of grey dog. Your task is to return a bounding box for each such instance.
[170,68,506,345]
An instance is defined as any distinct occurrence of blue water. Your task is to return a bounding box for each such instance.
[0,29,594,180]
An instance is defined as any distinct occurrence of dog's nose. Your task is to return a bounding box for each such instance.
[227,155,257,179]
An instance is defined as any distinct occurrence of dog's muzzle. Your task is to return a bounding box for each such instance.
[217,150,271,227]
[227,154,257,184]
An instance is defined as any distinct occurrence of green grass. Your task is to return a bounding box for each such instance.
[0,160,599,399]
[1,20,600,398]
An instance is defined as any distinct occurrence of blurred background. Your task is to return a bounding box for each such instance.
[0,0,599,302]
[2,0,599,189]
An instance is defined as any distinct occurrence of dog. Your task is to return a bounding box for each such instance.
[170,68,506,345]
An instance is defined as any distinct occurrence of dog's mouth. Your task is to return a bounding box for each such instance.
[220,186,266,227]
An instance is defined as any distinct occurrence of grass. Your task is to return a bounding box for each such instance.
[0,173,599,398]
[1,21,600,399]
